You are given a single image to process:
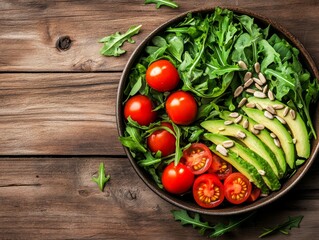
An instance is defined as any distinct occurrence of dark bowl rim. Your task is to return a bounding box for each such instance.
[116,6,319,215]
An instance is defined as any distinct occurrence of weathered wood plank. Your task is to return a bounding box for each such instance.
[0,0,318,72]
[0,73,123,155]
[0,157,318,240]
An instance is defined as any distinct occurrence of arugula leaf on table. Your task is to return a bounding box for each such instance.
[92,163,110,192]
[259,215,304,238]
[99,25,142,56]
[144,0,179,9]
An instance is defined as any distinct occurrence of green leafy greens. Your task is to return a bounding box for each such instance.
[144,0,179,9]
[92,162,110,192]
[99,25,142,56]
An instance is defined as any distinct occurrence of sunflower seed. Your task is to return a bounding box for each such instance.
[216,144,228,156]
[254,62,261,73]
[253,77,263,86]
[283,106,289,117]
[262,84,268,94]
[238,98,247,108]
[254,124,265,130]
[243,119,249,129]
[258,169,266,176]
[244,72,252,82]
[276,115,287,124]
[268,90,275,101]
[273,104,284,110]
[229,112,239,118]
[244,78,254,88]
[293,138,297,144]
[222,140,234,148]
[238,60,248,70]
[237,131,246,139]
[234,115,243,124]
[258,72,267,84]
[255,83,263,91]
[261,193,269,197]
[290,109,296,120]
[254,91,267,98]
[264,110,274,119]
[270,132,277,138]
[224,120,233,125]
[234,86,244,98]
[246,102,256,108]
[266,105,276,115]
[218,127,225,131]
[256,103,263,110]
[246,88,256,94]
[274,138,281,148]
[252,128,260,135]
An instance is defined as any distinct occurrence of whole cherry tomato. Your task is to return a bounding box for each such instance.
[224,172,252,204]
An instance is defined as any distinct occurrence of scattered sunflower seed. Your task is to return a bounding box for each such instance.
[244,72,252,82]
[273,104,284,110]
[254,62,261,73]
[290,109,296,120]
[234,115,243,124]
[270,132,277,138]
[224,120,233,126]
[237,131,246,139]
[254,91,267,99]
[234,86,244,98]
[222,140,234,148]
[238,98,247,108]
[218,127,225,131]
[246,88,256,94]
[216,144,228,156]
[258,72,267,84]
[283,106,289,117]
[244,78,254,88]
[266,105,276,115]
[267,89,275,101]
[258,169,266,176]
[238,60,248,70]
[264,110,274,119]
[274,138,281,148]
[276,115,287,124]
[243,119,249,129]
[255,83,263,91]
[246,102,256,108]
[252,128,260,135]
[256,103,263,111]
[262,84,268,94]
[293,138,297,144]
[229,112,239,118]
[254,124,265,130]
[253,77,263,86]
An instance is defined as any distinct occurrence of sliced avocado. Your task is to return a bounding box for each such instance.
[208,143,269,194]
[220,111,286,176]
[247,97,310,158]
[204,133,281,191]
[201,120,281,178]
[242,106,296,169]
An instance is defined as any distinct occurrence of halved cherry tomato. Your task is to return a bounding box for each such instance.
[124,95,157,126]
[162,162,194,195]
[246,185,261,203]
[224,172,252,204]
[147,122,176,157]
[146,59,180,92]
[207,154,232,180]
[193,173,224,208]
[165,91,197,125]
[182,143,213,175]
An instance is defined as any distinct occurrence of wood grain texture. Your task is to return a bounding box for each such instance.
[0,73,123,155]
[0,157,318,240]
[0,0,318,72]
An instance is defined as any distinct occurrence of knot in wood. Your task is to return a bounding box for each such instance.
[56,36,72,51]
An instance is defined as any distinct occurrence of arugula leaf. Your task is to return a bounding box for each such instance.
[99,25,142,56]
[259,215,304,238]
[92,163,110,192]
[144,0,179,9]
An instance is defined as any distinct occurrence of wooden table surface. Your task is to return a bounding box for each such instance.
[0,0,318,239]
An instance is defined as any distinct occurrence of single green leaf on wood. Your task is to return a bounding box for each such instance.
[145,0,179,9]
[99,25,142,56]
[259,215,304,238]
[92,163,111,192]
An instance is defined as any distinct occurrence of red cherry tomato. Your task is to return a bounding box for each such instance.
[146,60,180,92]
[162,162,194,195]
[124,95,157,126]
[246,185,261,203]
[165,91,197,125]
[224,172,252,204]
[192,173,225,208]
[147,122,176,157]
[182,143,213,175]
[207,154,232,180]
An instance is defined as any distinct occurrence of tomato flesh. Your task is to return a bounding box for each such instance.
[147,122,176,157]
[124,95,157,126]
[182,143,213,175]
[162,162,194,195]
[146,60,180,92]
[246,185,261,203]
[224,172,252,204]
[165,91,197,125]
[193,174,224,208]
[207,154,232,180]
